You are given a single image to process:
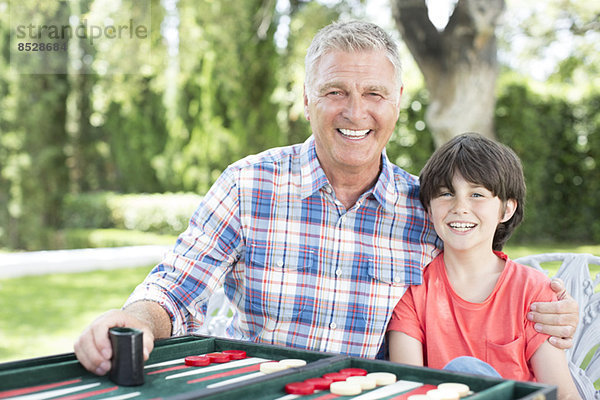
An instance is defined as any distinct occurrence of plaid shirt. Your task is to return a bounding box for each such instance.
[126,136,441,358]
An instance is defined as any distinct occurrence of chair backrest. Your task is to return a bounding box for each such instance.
[197,286,233,338]
[515,253,600,399]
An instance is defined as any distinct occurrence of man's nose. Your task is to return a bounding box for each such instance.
[342,93,368,121]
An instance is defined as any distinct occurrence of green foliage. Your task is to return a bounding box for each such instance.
[0,0,598,250]
[62,191,202,235]
[62,192,115,229]
[50,229,176,249]
[0,1,71,250]
[495,77,600,244]
[155,0,284,194]
[386,89,436,176]
[102,81,169,193]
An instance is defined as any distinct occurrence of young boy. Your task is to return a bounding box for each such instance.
[387,133,580,399]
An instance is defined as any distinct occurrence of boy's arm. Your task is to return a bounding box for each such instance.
[530,340,581,400]
[528,279,579,349]
[388,331,424,366]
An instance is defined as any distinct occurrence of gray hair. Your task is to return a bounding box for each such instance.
[305,20,403,98]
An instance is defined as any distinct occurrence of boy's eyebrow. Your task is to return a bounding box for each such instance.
[466,182,489,189]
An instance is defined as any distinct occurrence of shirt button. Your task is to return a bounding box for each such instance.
[276,259,284,267]
[335,268,342,276]
[393,275,401,283]
[324,185,332,194]
[330,322,337,330]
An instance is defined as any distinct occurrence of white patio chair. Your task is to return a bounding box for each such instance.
[197,286,233,338]
[515,253,600,399]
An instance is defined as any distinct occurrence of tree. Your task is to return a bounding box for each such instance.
[0,1,71,249]
[155,0,283,194]
[391,0,505,146]
[498,0,600,96]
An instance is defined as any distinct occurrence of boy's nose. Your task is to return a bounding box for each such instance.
[451,197,469,214]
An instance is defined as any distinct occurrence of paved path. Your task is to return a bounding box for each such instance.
[0,245,171,279]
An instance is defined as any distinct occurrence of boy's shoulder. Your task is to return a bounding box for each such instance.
[504,257,556,299]
[506,258,552,281]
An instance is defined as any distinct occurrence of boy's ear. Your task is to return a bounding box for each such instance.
[501,199,518,223]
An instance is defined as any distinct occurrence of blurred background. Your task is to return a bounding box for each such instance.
[0,0,598,363]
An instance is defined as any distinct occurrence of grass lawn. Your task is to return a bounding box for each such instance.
[0,242,598,390]
[0,265,152,363]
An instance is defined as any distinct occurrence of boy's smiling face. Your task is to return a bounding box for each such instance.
[429,172,517,255]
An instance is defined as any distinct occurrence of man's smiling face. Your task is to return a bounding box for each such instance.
[304,50,402,177]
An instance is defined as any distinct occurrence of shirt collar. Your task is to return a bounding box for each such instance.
[299,136,400,213]
[300,136,329,199]
[371,149,399,213]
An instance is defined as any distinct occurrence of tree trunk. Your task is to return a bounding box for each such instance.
[391,0,505,146]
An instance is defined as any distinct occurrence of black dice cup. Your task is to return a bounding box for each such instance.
[109,327,145,386]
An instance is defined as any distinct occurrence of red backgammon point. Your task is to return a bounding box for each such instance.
[322,372,348,382]
[206,352,231,363]
[222,350,247,360]
[184,356,211,367]
[285,381,315,395]
[339,368,368,376]
[304,377,333,390]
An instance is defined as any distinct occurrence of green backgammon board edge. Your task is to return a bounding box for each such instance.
[0,335,558,400]
[167,347,557,400]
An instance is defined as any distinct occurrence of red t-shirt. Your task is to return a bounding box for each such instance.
[388,252,556,381]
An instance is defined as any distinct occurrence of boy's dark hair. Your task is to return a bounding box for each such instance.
[419,132,526,251]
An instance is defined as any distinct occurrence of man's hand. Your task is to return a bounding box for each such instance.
[74,309,156,376]
[528,278,579,350]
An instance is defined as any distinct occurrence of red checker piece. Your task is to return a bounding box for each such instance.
[206,352,231,363]
[322,372,348,382]
[304,377,333,390]
[222,349,247,360]
[339,368,368,377]
[285,381,315,395]
[184,355,211,367]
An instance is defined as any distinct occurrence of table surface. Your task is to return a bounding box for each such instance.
[0,335,557,400]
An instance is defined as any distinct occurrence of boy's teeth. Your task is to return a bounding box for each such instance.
[449,222,476,230]
[339,128,370,138]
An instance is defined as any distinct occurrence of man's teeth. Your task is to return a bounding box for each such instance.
[339,128,370,138]
[449,222,476,231]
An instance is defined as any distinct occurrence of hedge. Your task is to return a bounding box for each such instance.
[62,192,203,236]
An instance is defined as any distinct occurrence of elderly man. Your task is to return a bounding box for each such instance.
[75,20,578,376]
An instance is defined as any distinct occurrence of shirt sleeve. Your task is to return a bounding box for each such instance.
[387,287,425,343]
[124,166,243,335]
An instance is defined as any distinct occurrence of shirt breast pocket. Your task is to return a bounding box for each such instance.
[245,243,315,321]
[486,336,528,379]
[357,257,406,329]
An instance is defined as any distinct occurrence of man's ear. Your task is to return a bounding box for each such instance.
[303,86,310,121]
[501,199,518,223]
